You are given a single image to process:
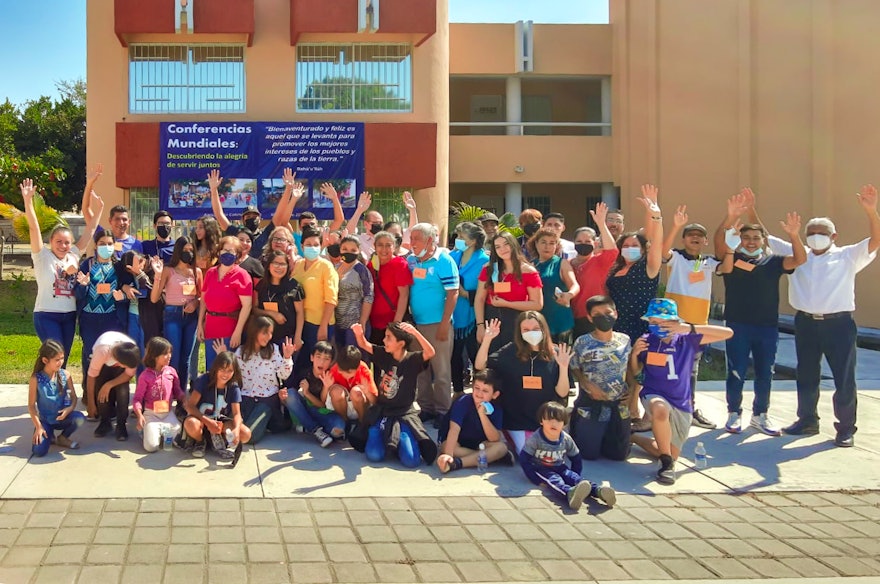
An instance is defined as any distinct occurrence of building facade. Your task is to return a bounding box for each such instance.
[87,0,880,326]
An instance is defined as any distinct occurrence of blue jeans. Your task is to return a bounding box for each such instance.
[163,306,198,393]
[204,337,231,372]
[33,412,85,457]
[725,322,778,415]
[366,421,420,468]
[296,322,335,376]
[284,393,345,435]
[79,311,123,384]
[33,311,77,367]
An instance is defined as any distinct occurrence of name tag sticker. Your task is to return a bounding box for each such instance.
[646,352,668,367]
[181,284,196,296]
[688,271,706,283]
[65,264,78,276]
[97,283,112,294]
[493,281,511,293]
[114,242,124,252]
[413,267,427,279]
[734,259,755,272]
[263,302,279,312]
[522,375,543,389]
[153,400,170,414]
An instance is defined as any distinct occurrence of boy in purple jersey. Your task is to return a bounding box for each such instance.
[630,299,732,485]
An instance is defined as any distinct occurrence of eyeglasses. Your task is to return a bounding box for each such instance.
[270,262,288,268]
[606,219,624,225]
[271,237,291,244]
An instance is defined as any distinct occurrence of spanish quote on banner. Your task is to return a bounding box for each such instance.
[159,122,365,220]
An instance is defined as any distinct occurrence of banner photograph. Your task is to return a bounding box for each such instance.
[159,122,365,220]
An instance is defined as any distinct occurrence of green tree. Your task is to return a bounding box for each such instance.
[299,76,409,111]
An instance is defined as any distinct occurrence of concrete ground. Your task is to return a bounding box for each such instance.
[1,381,879,583]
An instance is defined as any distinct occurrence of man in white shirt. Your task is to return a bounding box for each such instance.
[755,185,879,447]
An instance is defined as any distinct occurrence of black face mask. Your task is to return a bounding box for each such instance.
[156,225,171,239]
[575,243,594,256]
[369,223,382,235]
[341,252,359,264]
[244,217,260,232]
[523,222,540,237]
[180,251,194,265]
[592,314,617,332]
[326,244,341,258]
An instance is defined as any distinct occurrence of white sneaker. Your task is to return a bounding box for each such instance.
[313,428,333,448]
[725,412,742,434]
[750,413,781,436]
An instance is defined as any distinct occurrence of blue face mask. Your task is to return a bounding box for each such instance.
[648,323,670,339]
[97,245,114,260]
[303,246,321,260]
[739,246,762,257]
[622,247,643,262]
[218,252,237,266]
[454,238,467,252]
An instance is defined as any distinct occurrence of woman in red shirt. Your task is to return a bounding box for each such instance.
[474,232,543,353]
[368,231,413,344]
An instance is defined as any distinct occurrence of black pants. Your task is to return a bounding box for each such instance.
[570,395,631,461]
[451,329,479,393]
[139,297,164,346]
[96,365,130,425]
[794,311,858,435]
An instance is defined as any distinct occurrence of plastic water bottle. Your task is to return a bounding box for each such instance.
[163,425,173,450]
[225,428,235,447]
[158,425,166,450]
[694,441,707,469]
[477,443,488,474]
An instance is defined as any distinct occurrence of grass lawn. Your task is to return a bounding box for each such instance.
[0,280,84,384]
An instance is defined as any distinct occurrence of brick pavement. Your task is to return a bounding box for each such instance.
[1,491,879,583]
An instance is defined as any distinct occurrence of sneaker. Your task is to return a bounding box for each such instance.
[691,409,716,429]
[210,433,233,458]
[94,420,112,438]
[595,485,617,507]
[55,435,79,450]
[725,412,742,434]
[657,456,676,485]
[567,480,592,511]
[783,418,819,436]
[192,440,206,458]
[313,427,333,448]
[631,417,653,433]
[115,423,128,442]
[173,434,194,451]
[750,413,781,436]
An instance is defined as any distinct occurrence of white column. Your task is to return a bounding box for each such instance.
[601,183,618,208]
[505,183,522,216]
[600,76,611,136]
[506,76,522,136]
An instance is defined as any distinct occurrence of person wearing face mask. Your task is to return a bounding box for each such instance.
[516,209,543,261]
[570,203,619,338]
[210,165,264,240]
[449,222,490,395]
[198,236,254,370]
[605,184,665,347]
[715,192,806,436]
[333,236,374,349]
[292,228,339,376]
[142,211,176,263]
[346,191,385,258]
[569,296,633,460]
[138,211,176,346]
[475,311,572,455]
[744,186,880,447]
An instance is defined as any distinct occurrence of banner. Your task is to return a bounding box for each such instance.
[159,122,365,220]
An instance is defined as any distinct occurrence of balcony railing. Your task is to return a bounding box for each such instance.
[449,121,611,136]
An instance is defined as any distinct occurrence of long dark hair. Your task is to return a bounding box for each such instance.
[143,337,172,369]
[194,215,221,258]
[512,310,554,362]
[207,351,242,390]
[608,231,648,278]
[240,316,275,362]
[167,236,195,268]
[32,340,64,377]
[257,250,290,290]
[487,232,526,291]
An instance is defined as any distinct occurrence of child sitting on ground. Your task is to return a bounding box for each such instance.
[436,369,511,473]
[28,340,85,457]
[326,345,377,423]
[132,337,185,453]
[519,402,616,510]
[630,298,733,485]
[349,321,438,468]
[280,341,346,448]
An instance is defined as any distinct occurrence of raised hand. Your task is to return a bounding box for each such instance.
[20,179,36,203]
[150,256,163,274]
[351,323,364,339]
[741,187,756,210]
[554,343,573,369]
[397,321,417,336]
[640,184,660,213]
[87,163,104,184]
[320,182,338,200]
[75,272,90,286]
[291,182,306,201]
[356,192,372,213]
[281,336,296,359]
[90,190,105,212]
[590,201,609,226]
[672,205,689,229]
[212,338,228,354]
[779,212,802,237]
[857,184,878,212]
[402,191,416,210]
[207,169,222,191]
[633,336,648,357]
[483,318,501,342]
[282,168,296,186]
[726,192,748,220]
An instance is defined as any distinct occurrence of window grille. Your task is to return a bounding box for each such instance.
[129,44,246,114]
[522,196,551,218]
[296,44,412,113]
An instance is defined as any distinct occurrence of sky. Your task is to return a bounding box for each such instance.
[0,0,607,106]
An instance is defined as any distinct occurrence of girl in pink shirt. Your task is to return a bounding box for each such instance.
[133,337,184,452]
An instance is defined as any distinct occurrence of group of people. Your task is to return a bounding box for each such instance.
[23,165,879,504]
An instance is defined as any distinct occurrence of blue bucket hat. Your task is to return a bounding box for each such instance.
[642,298,680,321]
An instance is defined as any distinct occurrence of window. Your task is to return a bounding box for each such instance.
[522,196,551,217]
[296,44,412,113]
[129,44,246,113]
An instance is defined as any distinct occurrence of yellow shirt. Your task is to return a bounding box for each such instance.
[664,250,720,325]
[292,258,339,325]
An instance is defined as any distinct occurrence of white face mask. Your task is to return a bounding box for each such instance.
[806,233,832,252]
[521,330,544,347]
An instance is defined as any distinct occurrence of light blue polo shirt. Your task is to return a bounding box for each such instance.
[407,247,459,325]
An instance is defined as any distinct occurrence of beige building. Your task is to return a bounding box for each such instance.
[87,0,880,325]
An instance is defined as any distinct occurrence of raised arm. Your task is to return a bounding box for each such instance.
[403,191,418,234]
[208,169,231,231]
[474,318,500,370]
[638,184,664,278]
[21,180,43,254]
[857,184,880,254]
[779,212,807,270]
[75,191,104,252]
[589,202,616,251]
[714,192,749,256]
[81,163,103,224]
[345,192,371,235]
[272,169,299,228]
[320,182,345,231]
[662,205,689,261]
[351,323,373,354]
[399,321,435,361]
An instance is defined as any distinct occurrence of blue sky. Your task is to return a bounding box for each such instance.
[0,0,607,106]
